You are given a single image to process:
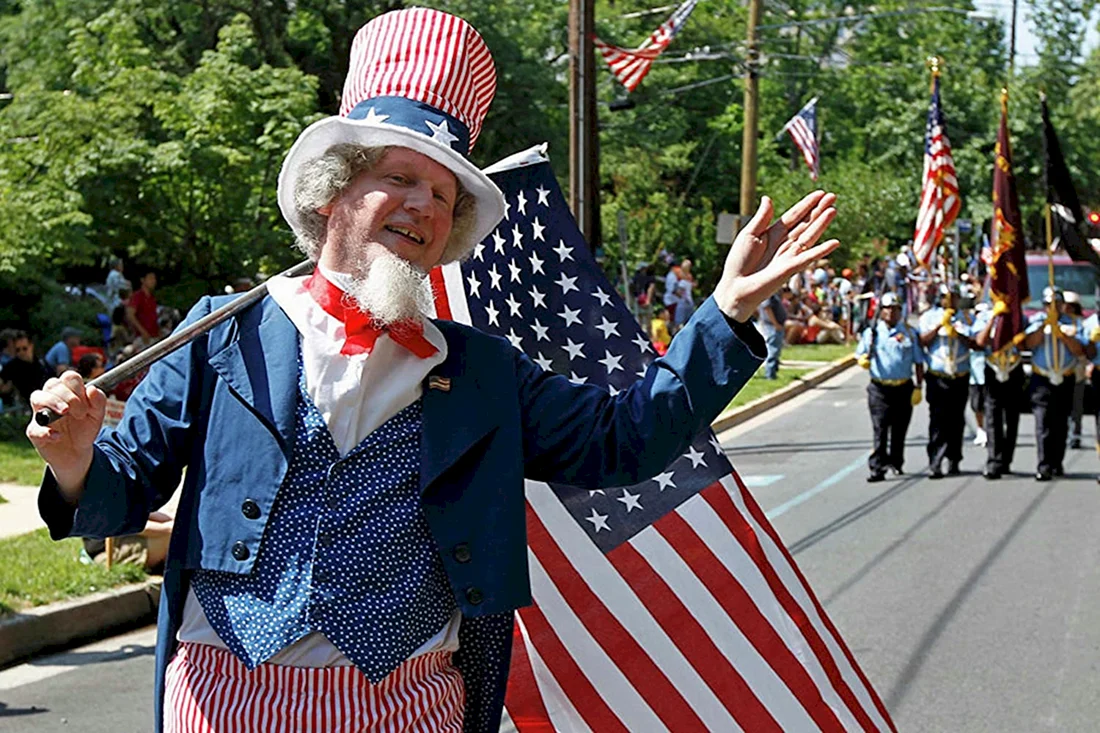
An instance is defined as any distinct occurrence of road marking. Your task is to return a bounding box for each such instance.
[741,474,785,488]
[765,453,867,520]
[0,625,157,691]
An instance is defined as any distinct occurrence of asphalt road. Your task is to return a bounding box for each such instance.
[3,365,1100,731]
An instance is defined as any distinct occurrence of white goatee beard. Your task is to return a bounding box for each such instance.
[345,243,435,327]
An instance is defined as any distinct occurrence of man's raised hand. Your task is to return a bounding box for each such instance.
[714,191,840,322]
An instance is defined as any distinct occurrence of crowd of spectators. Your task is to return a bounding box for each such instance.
[0,260,169,413]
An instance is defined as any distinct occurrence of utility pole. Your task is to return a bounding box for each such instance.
[569,0,601,249]
[739,0,762,219]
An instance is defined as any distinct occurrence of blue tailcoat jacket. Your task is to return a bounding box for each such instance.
[39,293,764,731]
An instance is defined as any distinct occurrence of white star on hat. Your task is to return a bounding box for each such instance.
[425,118,459,147]
[363,107,390,124]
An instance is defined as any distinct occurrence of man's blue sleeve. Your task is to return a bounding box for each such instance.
[38,299,213,541]
[516,296,764,488]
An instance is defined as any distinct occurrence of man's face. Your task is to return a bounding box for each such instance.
[65,335,81,348]
[12,338,32,362]
[883,305,901,326]
[142,273,157,291]
[319,148,458,273]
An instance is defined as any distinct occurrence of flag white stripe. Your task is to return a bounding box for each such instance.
[440,261,472,324]
[527,551,670,732]
[676,496,864,731]
[718,477,892,732]
[634,521,815,732]
[527,481,741,731]
[516,614,596,733]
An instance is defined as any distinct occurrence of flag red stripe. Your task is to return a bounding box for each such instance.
[516,602,629,733]
[654,508,848,732]
[505,618,556,733]
[607,538,785,732]
[526,505,710,731]
[700,483,884,732]
[430,266,453,320]
[720,479,897,732]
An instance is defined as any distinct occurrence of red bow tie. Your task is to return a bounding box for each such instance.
[306,271,438,359]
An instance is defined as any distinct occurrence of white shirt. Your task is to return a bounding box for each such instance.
[177,266,461,667]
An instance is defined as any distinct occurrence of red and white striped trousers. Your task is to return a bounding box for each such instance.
[164,642,464,732]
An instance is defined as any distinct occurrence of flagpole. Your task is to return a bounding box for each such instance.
[927,56,946,283]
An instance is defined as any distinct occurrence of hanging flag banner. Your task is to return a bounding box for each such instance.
[779,96,821,180]
[594,0,699,92]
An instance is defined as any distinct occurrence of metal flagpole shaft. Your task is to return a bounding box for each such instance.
[34,259,316,427]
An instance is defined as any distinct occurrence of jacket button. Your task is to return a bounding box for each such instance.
[241,500,261,520]
[452,543,472,563]
[231,542,250,561]
[465,587,484,605]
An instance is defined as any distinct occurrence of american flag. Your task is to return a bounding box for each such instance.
[781,97,821,180]
[593,0,699,92]
[912,75,961,269]
[430,145,895,732]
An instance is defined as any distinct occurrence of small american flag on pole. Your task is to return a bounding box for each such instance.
[912,75,961,269]
[780,97,821,180]
[593,0,699,92]
[430,145,895,732]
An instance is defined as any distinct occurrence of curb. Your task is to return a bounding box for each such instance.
[711,354,856,434]
[0,578,161,669]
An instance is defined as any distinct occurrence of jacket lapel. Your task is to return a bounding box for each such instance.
[421,320,500,494]
[207,299,299,452]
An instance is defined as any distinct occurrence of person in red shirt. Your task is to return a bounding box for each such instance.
[128,270,159,342]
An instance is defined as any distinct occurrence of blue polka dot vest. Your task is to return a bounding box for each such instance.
[191,360,457,683]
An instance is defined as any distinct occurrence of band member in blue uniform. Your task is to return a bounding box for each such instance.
[972,300,1024,479]
[856,292,925,482]
[919,284,976,478]
[1024,287,1091,481]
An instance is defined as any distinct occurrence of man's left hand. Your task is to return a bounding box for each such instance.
[714,191,839,322]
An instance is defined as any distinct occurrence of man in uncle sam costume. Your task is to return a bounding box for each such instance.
[27,8,840,731]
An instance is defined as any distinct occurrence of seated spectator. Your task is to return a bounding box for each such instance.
[77,352,106,381]
[0,328,16,367]
[805,302,847,344]
[784,293,812,344]
[650,307,672,356]
[82,511,175,575]
[0,331,52,409]
[44,327,81,375]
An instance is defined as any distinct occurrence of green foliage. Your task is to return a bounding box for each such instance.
[0,0,1096,323]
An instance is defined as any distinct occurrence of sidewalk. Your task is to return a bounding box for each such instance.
[0,482,46,539]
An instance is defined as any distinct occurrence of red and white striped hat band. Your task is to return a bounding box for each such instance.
[276,8,506,262]
[340,8,497,155]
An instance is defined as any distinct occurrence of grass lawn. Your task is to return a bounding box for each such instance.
[0,440,46,487]
[781,342,856,363]
[0,529,146,616]
[727,368,813,410]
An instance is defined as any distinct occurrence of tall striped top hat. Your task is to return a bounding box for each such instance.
[277,8,505,263]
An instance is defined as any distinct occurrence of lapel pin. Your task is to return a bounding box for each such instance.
[428,376,452,392]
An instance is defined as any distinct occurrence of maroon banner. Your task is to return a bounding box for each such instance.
[989,95,1028,354]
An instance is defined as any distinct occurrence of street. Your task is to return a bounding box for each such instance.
[4,366,1100,731]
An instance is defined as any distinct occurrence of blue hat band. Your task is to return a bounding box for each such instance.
[346,97,471,157]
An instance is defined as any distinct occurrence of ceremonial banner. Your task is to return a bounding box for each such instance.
[780,97,821,180]
[912,74,961,269]
[594,0,698,92]
[1041,93,1100,270]
[432,145,895,732]
[989,94,1028,354]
